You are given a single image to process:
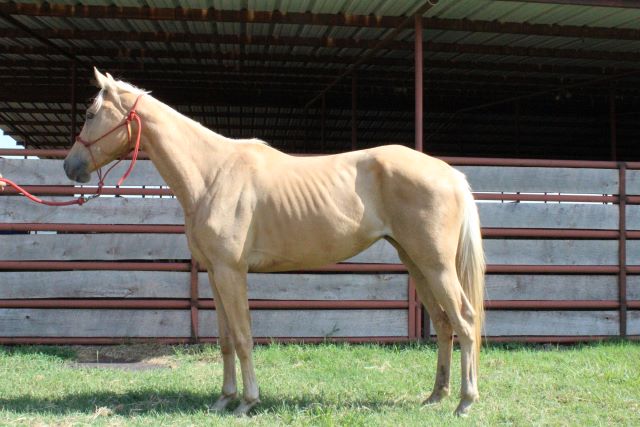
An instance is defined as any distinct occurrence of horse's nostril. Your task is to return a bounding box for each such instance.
[64,157,91,183]
[63,158,77,180]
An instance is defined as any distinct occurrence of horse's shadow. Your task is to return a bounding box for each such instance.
[0,390,412,416]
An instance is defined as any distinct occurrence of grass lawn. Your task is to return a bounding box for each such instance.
[0,341,638,426]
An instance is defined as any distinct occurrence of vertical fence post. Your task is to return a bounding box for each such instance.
[190,258,200,343]
[410,12,424,341]
[514,100,520,156]
[408,277,417,340]
[321,93,326,152]
[351,73,357,151]
[303,108,307,147]
[414,14,423,153]
[610,88,617,161]
[619,163,627,338]
[70,59,77,145]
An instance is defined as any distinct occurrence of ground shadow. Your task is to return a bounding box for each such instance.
[0,345,76,360]
[0,344,179,363]
[0,390,413,417]
[481,339,636,352]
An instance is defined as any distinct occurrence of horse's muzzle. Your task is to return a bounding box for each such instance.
[63,156,91,183]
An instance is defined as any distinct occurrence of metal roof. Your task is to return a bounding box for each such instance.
[1,0,640,159]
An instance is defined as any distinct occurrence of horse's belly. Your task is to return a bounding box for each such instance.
[247,218,382,272]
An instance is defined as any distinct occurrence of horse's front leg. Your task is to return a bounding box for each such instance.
[208,271,238,412]
[211,263,260,416]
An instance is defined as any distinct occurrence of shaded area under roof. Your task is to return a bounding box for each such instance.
[0,0,639,160]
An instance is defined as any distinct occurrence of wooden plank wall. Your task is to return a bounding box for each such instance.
[0,156,637,343]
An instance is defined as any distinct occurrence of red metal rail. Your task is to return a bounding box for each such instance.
[0,261,626,275]
[0,299,619,310]
[0,335,636,346]
[0,299,410,310]
[0,223,624,239]
[0,185,620,203]
[0,185,171,197]
[0,148,632,167]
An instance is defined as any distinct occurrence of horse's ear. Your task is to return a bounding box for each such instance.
[93,67,109,89]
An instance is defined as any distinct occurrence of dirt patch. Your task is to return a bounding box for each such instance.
[69,344,179,369]
[70,361,167,371]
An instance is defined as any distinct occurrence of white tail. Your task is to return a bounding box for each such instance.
[456,180,486,368]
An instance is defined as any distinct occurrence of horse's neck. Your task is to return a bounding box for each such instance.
[138,97,231,215]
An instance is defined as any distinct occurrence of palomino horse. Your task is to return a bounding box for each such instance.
[64,69,485,416]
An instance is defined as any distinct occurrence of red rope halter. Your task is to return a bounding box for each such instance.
[0,94,144,207]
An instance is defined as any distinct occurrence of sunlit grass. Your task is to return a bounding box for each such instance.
[0,341,638,426]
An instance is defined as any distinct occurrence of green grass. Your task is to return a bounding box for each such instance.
[0,341,638,426]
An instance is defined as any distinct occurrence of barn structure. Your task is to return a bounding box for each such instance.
[0,0,639,344]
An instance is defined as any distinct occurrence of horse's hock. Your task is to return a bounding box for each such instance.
[0,154,637,343]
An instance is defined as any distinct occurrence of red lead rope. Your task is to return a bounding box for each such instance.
[0,177,90,206]
[0,95,144,207]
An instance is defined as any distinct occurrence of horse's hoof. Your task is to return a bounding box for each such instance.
[233,398,260,416]
[454,396,477,417]
[210,392,237,412]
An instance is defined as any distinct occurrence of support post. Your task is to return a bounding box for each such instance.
[619,164,627,338]
[351,73,357,151]
[415,13,423,153]
[303,108,308,147]
[610,88,617,161]
[321,93,326,152]
[515,100,521,156]
[70,59,77,145]
[412,12,424,340]
[190,259,200,343]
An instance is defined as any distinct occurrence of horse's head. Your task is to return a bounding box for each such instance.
[64,68,143,183]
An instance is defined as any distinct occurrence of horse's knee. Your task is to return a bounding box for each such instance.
[220,337,234,356]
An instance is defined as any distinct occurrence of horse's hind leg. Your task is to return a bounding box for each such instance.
[421,264,479,416]
[392,244,453,404]
[418,285,454,404]
[208,271,239,412]
[391,239,479,416]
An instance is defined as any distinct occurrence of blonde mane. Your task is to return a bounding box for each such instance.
[112,79,148,96]
[91,74,149,113]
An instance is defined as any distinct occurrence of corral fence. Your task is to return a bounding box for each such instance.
[0,149,638,344]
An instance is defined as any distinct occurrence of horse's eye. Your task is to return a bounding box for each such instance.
[86,112,95,120]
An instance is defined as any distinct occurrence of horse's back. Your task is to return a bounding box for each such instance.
[365,144,460,184]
